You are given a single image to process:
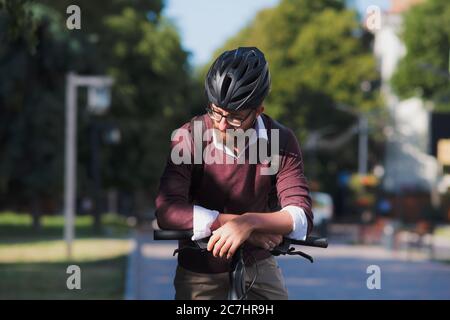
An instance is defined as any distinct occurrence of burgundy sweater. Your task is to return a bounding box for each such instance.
[155,113,313,273]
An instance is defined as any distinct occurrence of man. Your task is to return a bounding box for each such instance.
[155,47,313,300]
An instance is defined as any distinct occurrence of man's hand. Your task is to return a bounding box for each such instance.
[247,232,283,250]
[207,215,254,260]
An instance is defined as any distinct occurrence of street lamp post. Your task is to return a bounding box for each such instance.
[358,115,369,175]
[64,72,114,259]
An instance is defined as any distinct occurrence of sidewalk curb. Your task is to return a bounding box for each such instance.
[124,230,139,300]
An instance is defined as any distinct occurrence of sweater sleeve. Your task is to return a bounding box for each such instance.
[275,128,314,235]
[155,122,195,230]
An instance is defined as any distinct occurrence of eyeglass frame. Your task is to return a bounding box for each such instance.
[205,105,256,128]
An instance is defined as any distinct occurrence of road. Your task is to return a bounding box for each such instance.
[124,231,450,300]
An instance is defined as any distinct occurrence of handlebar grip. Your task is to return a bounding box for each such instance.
[154,229,193,240]
[290,236,328,248]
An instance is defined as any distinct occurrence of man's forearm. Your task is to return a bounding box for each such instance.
[242,211,294,235]
[211,211,293,236]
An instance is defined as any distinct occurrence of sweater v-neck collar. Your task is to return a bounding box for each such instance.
[210,114,268,159]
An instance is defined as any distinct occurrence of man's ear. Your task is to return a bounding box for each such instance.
[256,105,265,116]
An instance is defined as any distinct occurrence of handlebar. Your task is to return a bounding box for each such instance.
[154,228,328,299]
[153,229,328,248]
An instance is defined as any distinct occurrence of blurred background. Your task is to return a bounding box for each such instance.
[1,0,450,299]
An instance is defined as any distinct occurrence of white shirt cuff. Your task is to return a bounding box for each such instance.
[192,205,220,241]
[283,205,308,240]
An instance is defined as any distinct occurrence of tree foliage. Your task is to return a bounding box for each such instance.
[391,0,450,111]
[0,0,193,211]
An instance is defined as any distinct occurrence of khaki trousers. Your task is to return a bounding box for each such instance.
[174,256,289,300]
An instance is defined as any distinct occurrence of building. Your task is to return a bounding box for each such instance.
[372,0,447,221]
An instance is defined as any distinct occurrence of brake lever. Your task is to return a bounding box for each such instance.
[270,239,292,256]
[270,239,314,263]
[173,238,209,256]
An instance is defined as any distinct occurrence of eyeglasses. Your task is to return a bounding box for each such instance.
[205,106,255,128]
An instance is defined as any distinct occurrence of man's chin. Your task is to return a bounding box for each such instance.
[213,127,245,144]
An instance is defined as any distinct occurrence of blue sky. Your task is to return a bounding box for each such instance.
[163,0,390,67]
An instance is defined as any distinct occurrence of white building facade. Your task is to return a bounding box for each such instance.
[372,1,441,194]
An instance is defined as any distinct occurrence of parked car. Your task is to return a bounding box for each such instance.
[311,192,334,237]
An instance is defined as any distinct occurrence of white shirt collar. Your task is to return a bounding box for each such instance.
[211,114,268,159]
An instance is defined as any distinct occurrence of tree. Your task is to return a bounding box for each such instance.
[0,0,194,224]
[0,0,86,228]
[38,0,194,198]
[0,0,37,52]
[391,0,450,111]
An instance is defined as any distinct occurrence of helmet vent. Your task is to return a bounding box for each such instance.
[231,56,243,69]
[242,72,259,86]
[221,76,232,101]
[231,91,251,103]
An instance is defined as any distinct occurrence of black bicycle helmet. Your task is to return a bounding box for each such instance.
[205,47,271,111]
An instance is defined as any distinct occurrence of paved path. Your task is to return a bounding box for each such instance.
[125,230,450,300]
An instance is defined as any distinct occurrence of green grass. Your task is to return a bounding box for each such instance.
[0,256,127,299]
[0,212,132,299]
[0,238,132,263]
[0,211,130,244]
[434,225,450,238]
